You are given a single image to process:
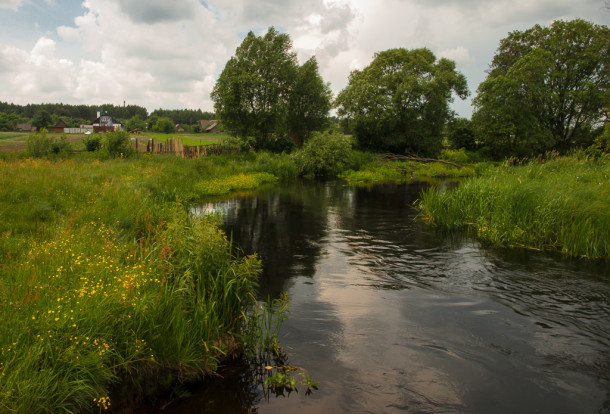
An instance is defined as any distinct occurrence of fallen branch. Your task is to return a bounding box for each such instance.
[380,153,463,169]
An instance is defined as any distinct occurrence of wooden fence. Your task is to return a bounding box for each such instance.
[135,138,240,158]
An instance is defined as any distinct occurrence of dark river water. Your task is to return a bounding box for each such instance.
[173,181,610,413]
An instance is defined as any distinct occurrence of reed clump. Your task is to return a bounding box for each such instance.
[417,152,610,259]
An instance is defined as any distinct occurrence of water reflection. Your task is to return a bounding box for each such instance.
[181,181,610,413]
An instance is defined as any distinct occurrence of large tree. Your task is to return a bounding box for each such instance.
[211,27,331,151]
[335,48,468,156]
[472,19,610,158]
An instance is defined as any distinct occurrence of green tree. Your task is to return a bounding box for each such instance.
[292,131,353,177]
[31,110,53,131]
[212,27,330,151]
[447,117,476,150]
[472,19,610,158]
[153,117,174,134]
[288,57,332,146]
[125,115,147,131]
[335,48,468,157]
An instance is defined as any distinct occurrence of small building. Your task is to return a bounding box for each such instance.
[49,119,68,133]
[92,112,123,133]
[175,124,187,132]
[16,123,35,132]
[199,120,219,133]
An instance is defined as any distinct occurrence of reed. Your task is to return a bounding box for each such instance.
[417,152,610,259]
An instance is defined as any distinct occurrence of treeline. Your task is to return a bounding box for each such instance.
[0,102,215,132]
[149,109,214,125]
[0,102,147,122]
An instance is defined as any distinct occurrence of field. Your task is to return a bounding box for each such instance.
[0,131,228,153]
[135,132,230,146]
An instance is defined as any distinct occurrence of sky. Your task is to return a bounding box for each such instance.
[0,0,608,118]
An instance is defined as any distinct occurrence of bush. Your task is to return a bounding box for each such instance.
[292,131,353,177]
[50,134,72,156]
[26,129,53,157]
[82,134,102,152]
[104,131,134,158]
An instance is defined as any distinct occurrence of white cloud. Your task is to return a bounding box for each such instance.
[438,46,474,65]
[0,0,22,10]
[0,0,606,116]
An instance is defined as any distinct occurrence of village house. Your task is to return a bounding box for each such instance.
[16,123,35,132]
[49,119,68,133]
[92,112,122,132]
[199,120,219,133]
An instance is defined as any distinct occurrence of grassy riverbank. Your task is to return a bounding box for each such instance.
[0,155,286,412]
[417,153,610,259]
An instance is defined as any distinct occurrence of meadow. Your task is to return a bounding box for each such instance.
[417,152,610,259]
[0,154,290,412]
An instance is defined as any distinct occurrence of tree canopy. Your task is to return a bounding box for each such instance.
[211,27,331,151]
[335,48,468,156]
[472,19,610,158]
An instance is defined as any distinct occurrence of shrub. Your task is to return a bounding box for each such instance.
[104,131,134,158]
[26,129,53,157]
[50,134,72,156]
[293,131,353,177]
[83,134,102,152]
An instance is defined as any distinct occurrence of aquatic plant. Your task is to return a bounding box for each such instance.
[417,152,610,259]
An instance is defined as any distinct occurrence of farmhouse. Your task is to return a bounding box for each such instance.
[49,119,68,133]
[16,123,35,132]
[199,120,219,133]
[92,112,123,132]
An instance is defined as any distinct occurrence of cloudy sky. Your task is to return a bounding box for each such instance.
[0,0,608,117]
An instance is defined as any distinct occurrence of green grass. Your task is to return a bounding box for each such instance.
[417,152,610,259]
[0,132,28,146]
[340,159,478,186]
[136,132,230,146]
[0,154,290,412]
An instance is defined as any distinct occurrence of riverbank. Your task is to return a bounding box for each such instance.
[0,155,284,412]
[417,152,610,259]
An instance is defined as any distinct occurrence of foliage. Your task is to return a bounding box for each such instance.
[50,134,72,156]
[249,152,300,180]
[153,117,175,134]
[149,109,214,126]
[447,117,476,150]
[287,57,332,146]
[586,122,610,158]
[0,155,293,412]
[26,129,53,157]
[292,131,353,177]
[31,110,53,131]
[103,130,134,158]
[472,19,610,158]
[212,27,331,151]
[125,115,147,131]
[335,48,468,156]
[0,112,26,131]
[83,134,102,151]
[417,153,610,258]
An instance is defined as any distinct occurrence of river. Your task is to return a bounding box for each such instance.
[172,180,609,413]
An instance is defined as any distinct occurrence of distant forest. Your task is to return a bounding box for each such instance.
[0,102,215,131]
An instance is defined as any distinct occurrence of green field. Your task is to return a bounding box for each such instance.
[136,132,230,146]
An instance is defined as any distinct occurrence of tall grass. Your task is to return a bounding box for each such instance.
[418,153,610,259]
[0,154,290,412]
